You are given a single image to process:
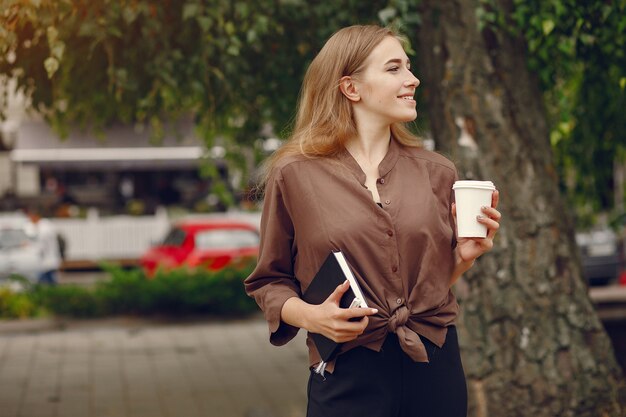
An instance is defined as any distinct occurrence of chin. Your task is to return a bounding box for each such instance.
[395,113,417,123]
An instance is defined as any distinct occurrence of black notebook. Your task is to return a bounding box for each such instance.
[302,251,368,363]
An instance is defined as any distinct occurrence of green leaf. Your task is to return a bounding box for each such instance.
[183,3,199,20]
[78,21,99,37]
[580,34,595,45]
[197,16,212,32]
[108,26,123,38]
[542,19,554,36]
[211,67,225,81]
[404,14,422,25]
[122,6,138,24]
[50,42,65,60]
[475,7,484,28]
[226,44,239,56]
[378,7,397,24]
[44,56,59,78]
[247,29,258,43]
[620,78,626,90]
[225,21,236,36]
[46,26,58,44]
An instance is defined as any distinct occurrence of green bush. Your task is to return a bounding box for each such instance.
[97,263,259,316]
[34,285,102,317]
[0,287,38,318]
[0,262,258,319]
[95,266,152,315]
[64,263,256,318]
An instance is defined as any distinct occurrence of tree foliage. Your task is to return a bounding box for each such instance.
[0,0,393,195]
[1,0,280,141]
[475,0,626,223]
[0,0,389,143]
[2,1,625,414]
[0,0,624,218]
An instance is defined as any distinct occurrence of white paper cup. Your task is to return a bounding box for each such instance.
[452,180,496,238]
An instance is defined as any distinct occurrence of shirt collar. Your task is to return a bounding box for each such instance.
[337,136,401,185]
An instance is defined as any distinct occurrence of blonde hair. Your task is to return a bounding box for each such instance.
[259,25,422,188]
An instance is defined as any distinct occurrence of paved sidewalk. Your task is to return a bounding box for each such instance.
[0,315,310,417]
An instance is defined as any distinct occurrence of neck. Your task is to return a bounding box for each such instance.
[344,122,391,166]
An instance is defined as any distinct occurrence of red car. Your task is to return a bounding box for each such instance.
[140,219,259,276]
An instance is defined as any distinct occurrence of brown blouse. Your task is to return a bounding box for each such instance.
[244,137,460,372]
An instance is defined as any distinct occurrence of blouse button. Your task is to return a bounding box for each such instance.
[387,230,393,237]
[385,200,391,205]
[396,298,403,305]
[392,266,398,273]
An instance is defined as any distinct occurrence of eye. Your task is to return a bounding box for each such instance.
[388,66,400,72]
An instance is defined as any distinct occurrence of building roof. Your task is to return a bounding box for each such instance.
[10,120,207,169]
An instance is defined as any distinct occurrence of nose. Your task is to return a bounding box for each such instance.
[405,74,420,88]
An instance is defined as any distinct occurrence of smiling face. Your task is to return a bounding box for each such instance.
[350,36,420,126]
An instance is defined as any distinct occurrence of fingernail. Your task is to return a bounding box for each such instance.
[481,206,488,210]
[371,309,378,314]
[477,214,485,220]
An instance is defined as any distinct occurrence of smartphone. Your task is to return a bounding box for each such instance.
[348,297,363,309]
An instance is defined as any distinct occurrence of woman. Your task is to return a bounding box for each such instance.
[244,25,501,417]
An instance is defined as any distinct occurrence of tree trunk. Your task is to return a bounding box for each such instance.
[416,1,626,416]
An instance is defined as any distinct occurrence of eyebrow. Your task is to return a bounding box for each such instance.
[384,58,411,66]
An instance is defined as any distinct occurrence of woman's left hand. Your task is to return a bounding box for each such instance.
[451,189,501,263]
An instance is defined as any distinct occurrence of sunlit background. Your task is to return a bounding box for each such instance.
[0,1,625,416]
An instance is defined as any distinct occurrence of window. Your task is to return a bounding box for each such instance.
[194,229,259,250]
[0,229,31,250]
[162,228,187,247]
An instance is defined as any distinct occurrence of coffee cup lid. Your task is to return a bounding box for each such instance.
[452,180,495,190]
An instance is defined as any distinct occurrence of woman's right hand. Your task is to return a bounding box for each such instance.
[304,280,378,343]
[281,281,378,343]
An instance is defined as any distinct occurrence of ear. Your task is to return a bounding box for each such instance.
[339,76,360,102]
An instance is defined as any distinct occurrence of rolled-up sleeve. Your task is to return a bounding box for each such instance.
[244,169,301,346]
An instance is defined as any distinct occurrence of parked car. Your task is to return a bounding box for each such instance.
[140,219,259,276]
[576,227,623,286]
[0,213,43,284]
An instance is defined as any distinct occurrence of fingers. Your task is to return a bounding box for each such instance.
[477,215,500,231]
[342,305,378,319]
[491,189,499,209]
[326,280,350,305]
[477,215,499,241]
[453,202,500,221]
[315,301,378,343]
[329,316,370,343]
[489,190,500,239]
[479,200,501,240]
[481,205,501,221]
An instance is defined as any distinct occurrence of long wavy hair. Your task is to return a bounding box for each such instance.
[259,25,422,188]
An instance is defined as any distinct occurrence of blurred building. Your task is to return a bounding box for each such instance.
[1,118,231,216]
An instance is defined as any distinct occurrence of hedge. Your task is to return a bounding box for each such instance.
[0,263,259,319]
